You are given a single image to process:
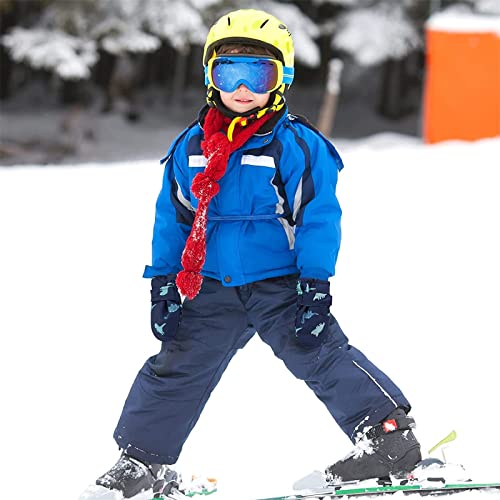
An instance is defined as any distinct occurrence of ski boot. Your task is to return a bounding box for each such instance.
[95,452,167,498]
[325,408,422,484]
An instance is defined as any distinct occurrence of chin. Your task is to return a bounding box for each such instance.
[233,105,254,113]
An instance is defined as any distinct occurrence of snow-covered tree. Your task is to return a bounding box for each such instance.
[2,27,97,80]
[143,0,219,51]
[1,0,101,80]
[332,0,421,67]
[1,0,209,80]
[254,0,321,67]
[207,0,321,67]
[311,0,367,6]
[2,0,323,81]
[323,0,500,69]
[463,0,500,14]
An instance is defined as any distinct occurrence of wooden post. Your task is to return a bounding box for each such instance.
[317,58,344,137]
[170,44,189,107]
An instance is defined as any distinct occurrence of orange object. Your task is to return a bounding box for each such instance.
[423,13,500,143]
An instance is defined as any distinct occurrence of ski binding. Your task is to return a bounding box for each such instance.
[151,469,217,499]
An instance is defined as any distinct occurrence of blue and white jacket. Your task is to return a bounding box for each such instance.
[143,107,344,286]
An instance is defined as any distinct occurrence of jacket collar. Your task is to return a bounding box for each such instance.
[197,104,287,137]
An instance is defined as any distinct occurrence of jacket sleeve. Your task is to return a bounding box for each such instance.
[284,124,343,280]
[143,138,194,278]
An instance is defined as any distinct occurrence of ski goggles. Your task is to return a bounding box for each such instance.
[205,55,294,94]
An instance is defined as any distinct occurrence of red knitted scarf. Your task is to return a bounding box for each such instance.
[176,108,275,299]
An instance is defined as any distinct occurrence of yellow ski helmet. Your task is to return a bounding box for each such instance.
[203,9,294,117]
[203,9,294,71]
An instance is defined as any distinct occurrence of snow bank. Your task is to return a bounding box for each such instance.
[426,9,500,34]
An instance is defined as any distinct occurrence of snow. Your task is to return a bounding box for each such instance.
[426,7,500,34]
[1,135,500,500]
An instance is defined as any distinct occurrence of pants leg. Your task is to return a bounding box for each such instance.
[246,275,410,441]
[114,278,254,464]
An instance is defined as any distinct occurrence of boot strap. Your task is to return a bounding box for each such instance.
[365,415,416,441]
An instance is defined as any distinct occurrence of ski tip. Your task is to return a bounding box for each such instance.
[78,484,122,500]
[293,470,328,491]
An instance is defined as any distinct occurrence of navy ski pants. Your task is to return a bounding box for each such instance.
[113,275,410,465]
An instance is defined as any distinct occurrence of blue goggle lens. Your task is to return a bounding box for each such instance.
[211,57,280,94]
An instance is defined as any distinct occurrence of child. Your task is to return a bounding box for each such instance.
[89,9,421,499]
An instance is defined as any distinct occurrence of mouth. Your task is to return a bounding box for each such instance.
[234,97,253,104]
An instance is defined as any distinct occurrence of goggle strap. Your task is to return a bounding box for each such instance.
[283,66,294,85]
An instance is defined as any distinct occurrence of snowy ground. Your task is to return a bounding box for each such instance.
[1,133,499,500]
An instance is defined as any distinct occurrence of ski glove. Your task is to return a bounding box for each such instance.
[150,274,182,341]
[295,278,332,348]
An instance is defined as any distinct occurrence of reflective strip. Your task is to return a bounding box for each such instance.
[352,361,398,408]
[270,176,295,250]
[241,155,276,168]
[188,155,207,167]
[279,218,296,250]
[175,178,194,212]
[293,179,303,221]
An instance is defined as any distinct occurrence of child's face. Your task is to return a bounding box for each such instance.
[216,46,272,114]
[219,86,270,114]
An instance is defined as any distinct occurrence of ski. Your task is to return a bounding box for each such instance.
[255,481,500,499]
[149,477,500,500]
[257,457,500,500]
[152,489,216,500]
[152,488,216,500]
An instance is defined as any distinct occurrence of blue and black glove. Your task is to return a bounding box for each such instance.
[150,275,182,341]
[295,278,332,348]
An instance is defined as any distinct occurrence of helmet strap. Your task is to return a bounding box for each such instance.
[271,87,286,109]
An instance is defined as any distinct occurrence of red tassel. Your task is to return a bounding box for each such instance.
[176,270,204,300]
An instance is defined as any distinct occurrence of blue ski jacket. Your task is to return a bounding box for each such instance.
[143,107,344,286]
